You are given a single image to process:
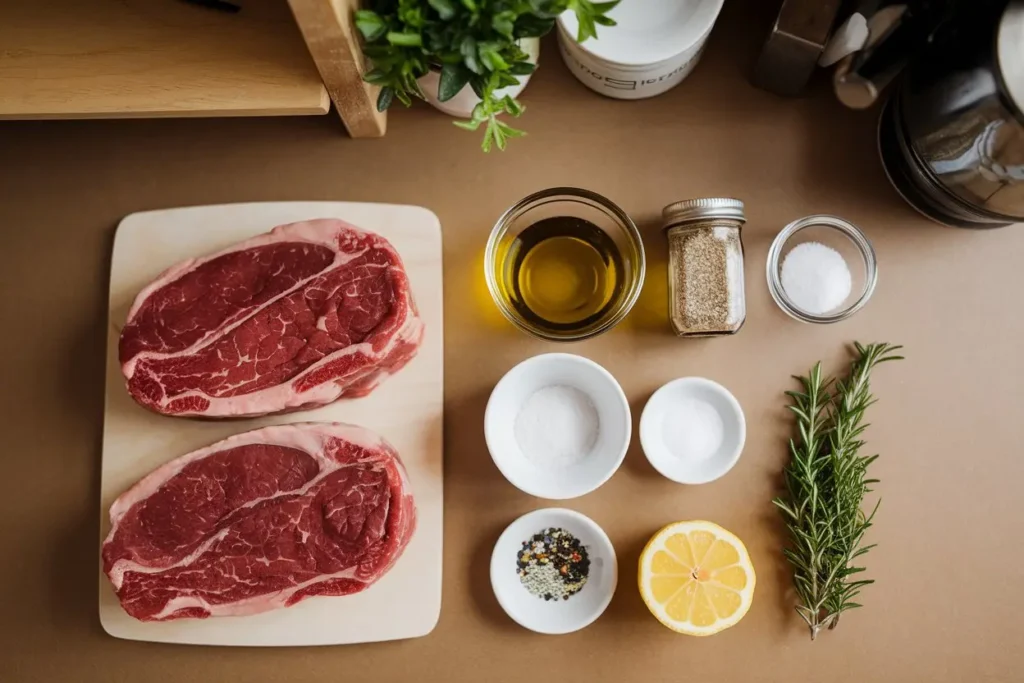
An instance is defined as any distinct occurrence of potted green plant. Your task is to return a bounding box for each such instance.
[355,0,618,151]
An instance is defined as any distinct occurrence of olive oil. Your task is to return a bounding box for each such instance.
[500,217,624,330]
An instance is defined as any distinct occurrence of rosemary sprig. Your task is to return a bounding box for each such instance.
[773,342,903,640]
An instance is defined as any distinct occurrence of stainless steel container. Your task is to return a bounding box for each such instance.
[879,1,1024,228]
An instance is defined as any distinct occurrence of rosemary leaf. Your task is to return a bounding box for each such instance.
[773,342,903,640]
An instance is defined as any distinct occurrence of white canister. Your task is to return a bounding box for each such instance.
[557,0,724,100]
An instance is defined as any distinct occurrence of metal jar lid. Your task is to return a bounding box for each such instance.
[662,198,746,229]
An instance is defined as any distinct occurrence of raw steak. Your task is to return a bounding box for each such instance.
[119,218,424,417]
[102,422,416,622]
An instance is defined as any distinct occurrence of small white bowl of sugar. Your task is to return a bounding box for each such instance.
[485,353,631,499]
[639,377,745,485]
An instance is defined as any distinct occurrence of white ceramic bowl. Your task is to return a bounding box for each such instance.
[484,353,630,499]
[639,377,745,484]
[491,508,617,634]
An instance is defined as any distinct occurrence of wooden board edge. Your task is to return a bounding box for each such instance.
[0,100,331,121]
[288,0,387,138]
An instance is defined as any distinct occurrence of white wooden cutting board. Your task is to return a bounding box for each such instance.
[99,202,443,646]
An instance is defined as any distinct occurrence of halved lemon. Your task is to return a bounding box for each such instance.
[638,520,755,636]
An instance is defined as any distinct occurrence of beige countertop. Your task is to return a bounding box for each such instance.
[1,2,1022,681]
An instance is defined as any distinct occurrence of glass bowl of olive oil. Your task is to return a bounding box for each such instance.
[486,188,645,341]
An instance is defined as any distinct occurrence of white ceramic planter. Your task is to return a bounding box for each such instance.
[418,37,540,118]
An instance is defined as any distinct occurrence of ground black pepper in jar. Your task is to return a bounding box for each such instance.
[663,198,746,336]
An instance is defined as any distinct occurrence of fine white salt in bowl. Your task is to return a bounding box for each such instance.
[639,377,745,484]
[491,508,617,634]
[485,353,631,499]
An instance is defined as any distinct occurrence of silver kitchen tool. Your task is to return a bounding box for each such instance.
[878,1,1024,227]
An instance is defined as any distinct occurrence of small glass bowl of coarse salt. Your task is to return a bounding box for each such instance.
[485,353,631,499]
[766,215,878,324]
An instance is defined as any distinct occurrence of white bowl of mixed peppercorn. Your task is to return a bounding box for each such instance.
[490,508,617,634]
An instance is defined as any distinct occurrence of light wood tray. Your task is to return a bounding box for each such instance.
[99,202,443,646]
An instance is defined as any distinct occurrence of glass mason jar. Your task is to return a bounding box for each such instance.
[663,198,746,337]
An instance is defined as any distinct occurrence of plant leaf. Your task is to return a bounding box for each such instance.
[375,86,394,111]
[481,51,509,71]
[387,32,423,47]
[354,10,388,42]
[495,72,520,88]
[528,0,560,19]
[491,10,516,38]
[478,42,509,71]
[428,0,457,20]
[394,87,412,106]
[363,68,392,86]
[438,63,471,101]
[469,77,486,99]
[481,121,495,152]
[515,15,555,38]
[591,0,621,13]
[362,44,397,60]
[501,95,524,117]
[460,36,482,74]
[469,101,488,123]
[508,61,536,76]
[575,13,597,42]
[498,121,526,137]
